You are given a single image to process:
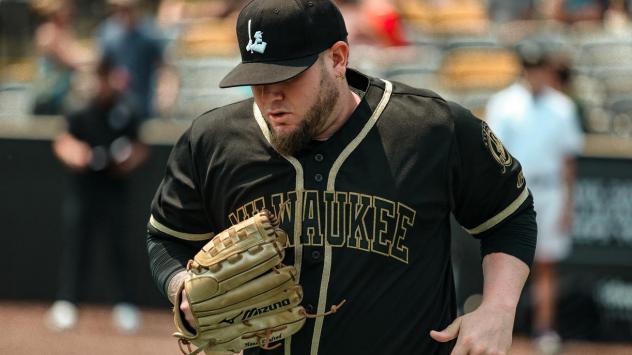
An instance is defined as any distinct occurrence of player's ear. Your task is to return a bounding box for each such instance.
[329,41,349,74]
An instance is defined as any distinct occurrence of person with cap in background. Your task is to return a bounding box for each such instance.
[486,40,584,355]
[46,54,149,334]
[98,0,169,120]
[146,1,538,354]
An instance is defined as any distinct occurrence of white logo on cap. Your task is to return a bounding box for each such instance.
[246,19,267,54]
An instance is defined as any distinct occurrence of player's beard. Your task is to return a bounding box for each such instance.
[268,71,338,156]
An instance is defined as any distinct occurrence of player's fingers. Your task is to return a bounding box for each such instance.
[429,316,462,343]
[180,289,196,327]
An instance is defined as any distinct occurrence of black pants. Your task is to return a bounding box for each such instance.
[56,173,134,304]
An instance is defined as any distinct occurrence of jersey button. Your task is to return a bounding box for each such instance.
[311,250,321,260]
[314,153,324,162]
[314,173,323,182]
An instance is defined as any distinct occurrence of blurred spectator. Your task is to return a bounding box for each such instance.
[98,0,169,120]
[46,56,149,334]
[335,0,377,45]
[30,0,92,115]
[486,40,584,355]
[336,0,408,47]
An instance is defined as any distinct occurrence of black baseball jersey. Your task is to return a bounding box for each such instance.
[149,69,529,354]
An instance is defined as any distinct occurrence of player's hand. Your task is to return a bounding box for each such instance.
[179,288,196,330]
[430,302,514,355]
[178,286,254,355]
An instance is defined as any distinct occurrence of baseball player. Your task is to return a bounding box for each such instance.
[146,0,537,354]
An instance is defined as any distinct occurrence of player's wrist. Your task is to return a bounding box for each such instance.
[480,298,518,314]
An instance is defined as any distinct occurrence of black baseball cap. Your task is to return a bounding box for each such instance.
[219,0,348,88]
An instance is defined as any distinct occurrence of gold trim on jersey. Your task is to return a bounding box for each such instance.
[253,102,305,281]
[311,80,393,355]
[464,187,529,235]
[148,215,215,241]
[327,80,394,189]
[252,102,305,355]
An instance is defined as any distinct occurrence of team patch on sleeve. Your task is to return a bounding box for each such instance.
[482,121,512,174]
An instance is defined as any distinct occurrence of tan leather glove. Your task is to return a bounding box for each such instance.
[174,210,305,354]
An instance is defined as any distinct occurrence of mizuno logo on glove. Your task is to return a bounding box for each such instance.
[243,299,291,321]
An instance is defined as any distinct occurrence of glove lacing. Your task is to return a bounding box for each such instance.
[300,299,347,318]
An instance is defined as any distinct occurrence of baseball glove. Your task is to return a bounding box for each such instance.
[173,210,305,354]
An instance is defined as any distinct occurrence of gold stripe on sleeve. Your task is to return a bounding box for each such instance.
[311,80,393,355]
[149,215,215,241]
[464,187,529,235]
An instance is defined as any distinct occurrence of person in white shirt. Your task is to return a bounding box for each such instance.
[486,40,584,355]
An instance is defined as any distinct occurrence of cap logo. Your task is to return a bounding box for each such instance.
[246,19,267,54]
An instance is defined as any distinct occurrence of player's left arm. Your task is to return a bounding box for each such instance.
[435,101,537,354]
[431,202,534,355]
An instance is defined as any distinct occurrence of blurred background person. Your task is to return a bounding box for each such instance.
[486,40,585,355]
[30,0,93,115]
[98,0,169,120]
[335,0,408,47]
[46,56,149,334]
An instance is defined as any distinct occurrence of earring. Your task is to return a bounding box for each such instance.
[336,72,345,80]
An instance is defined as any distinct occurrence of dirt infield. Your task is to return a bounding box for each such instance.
[0,302,178,355]
[1,302,631,354]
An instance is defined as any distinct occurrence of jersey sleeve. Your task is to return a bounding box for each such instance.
[149,127,214,241]
[448,102,529,235]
